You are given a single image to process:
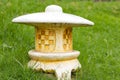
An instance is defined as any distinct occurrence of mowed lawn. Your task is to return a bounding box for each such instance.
[0,0,120,80]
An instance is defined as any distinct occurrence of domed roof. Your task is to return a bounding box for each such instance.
[12,5,94,26]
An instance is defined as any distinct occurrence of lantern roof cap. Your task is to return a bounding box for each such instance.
[12,5,94,26]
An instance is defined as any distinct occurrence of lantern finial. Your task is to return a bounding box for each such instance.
[45,5,63,13]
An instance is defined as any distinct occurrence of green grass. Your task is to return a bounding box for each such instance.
[0,0,120,80]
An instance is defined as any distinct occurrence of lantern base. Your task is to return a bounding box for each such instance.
[28,50,81,80]
[28,59,81,80]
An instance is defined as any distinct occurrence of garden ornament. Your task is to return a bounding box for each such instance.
[12,5,94,80]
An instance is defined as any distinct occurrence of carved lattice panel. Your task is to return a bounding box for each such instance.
[63,28,72,51]
[36,29,56,52]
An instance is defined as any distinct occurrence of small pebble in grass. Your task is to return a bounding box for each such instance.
[2,43,12,48]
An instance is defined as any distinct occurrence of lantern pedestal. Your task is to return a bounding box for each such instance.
[28,50,81,80]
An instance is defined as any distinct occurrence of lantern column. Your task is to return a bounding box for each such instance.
[35,24,73,52]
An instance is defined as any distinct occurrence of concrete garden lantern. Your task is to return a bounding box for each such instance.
[12,5,94,80]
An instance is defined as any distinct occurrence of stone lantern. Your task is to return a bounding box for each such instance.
[12,5,94,80]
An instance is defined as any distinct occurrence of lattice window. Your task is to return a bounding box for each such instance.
[63,28,72,51]
[36,29,56,52]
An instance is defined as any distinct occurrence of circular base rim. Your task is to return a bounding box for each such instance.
[28,50,80,61]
